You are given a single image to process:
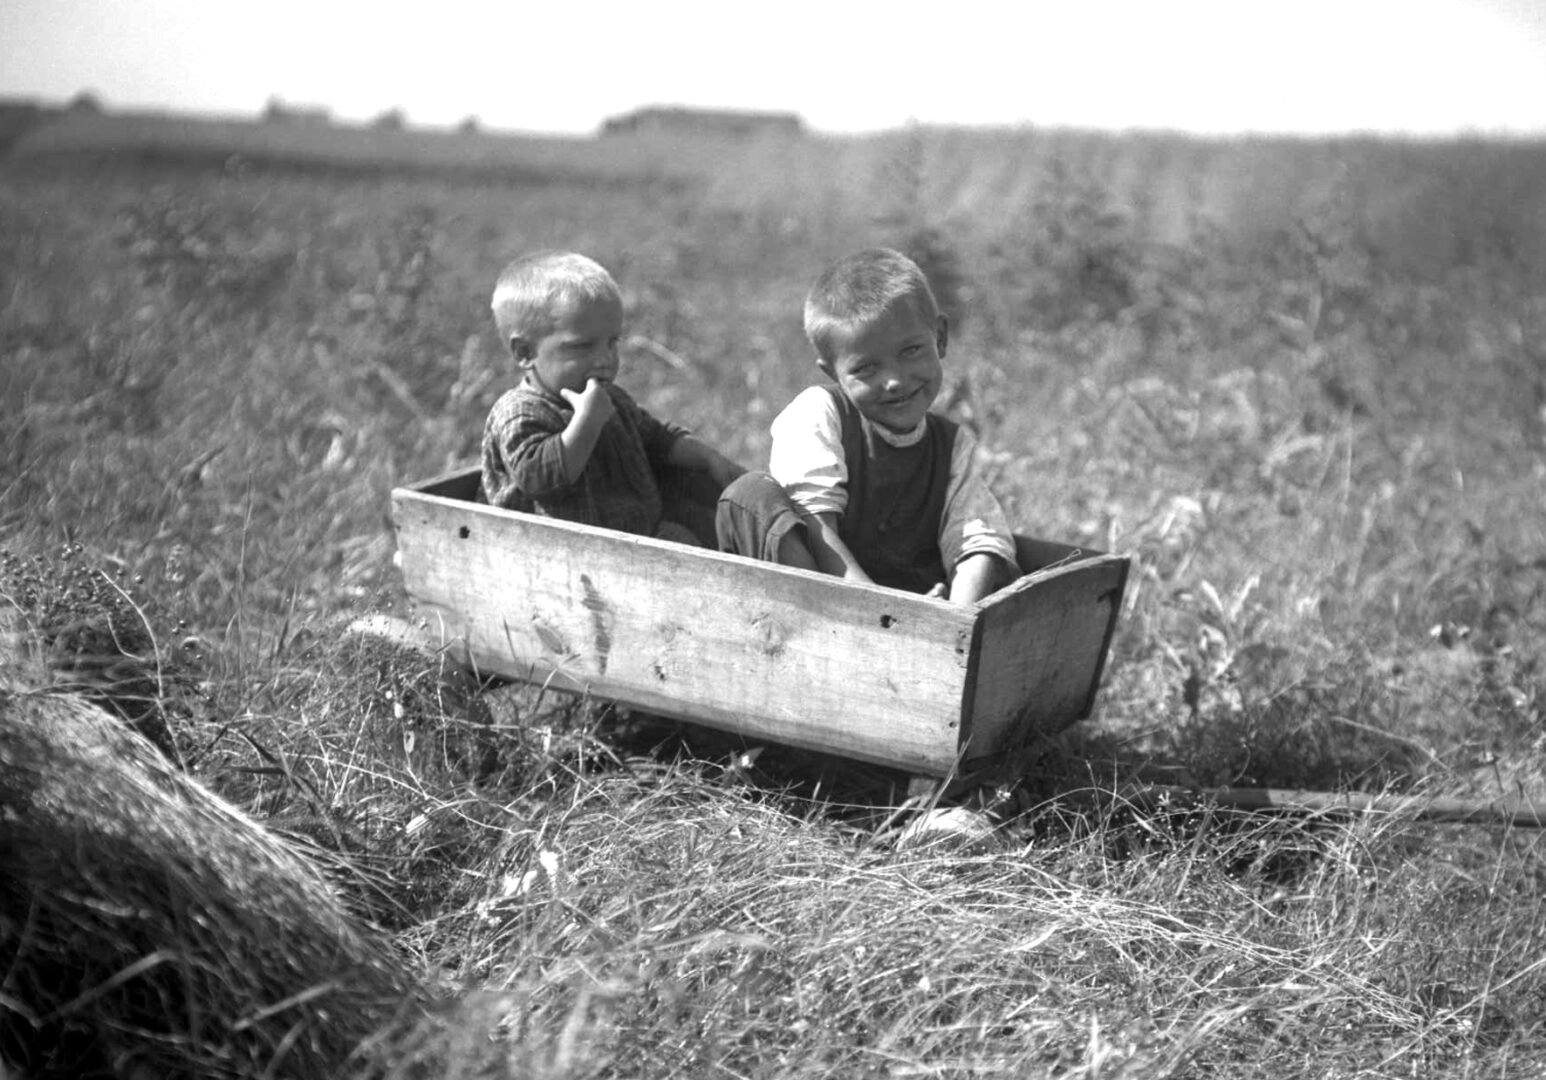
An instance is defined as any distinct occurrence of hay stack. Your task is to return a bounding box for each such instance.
[0,682,418,1077]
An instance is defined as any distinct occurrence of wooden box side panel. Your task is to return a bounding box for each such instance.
[416,466,482,501]
[392,489,977,775]
[1015,535,1094,574]
[963,556,1128,762]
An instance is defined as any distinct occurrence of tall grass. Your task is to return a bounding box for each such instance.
[2,121,1545,1076]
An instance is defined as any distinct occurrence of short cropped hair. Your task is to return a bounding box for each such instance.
[803,248,940,361]
[491,251,622,348]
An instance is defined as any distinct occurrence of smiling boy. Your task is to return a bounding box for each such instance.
[480,251,743,540]
[765,247,1019,603]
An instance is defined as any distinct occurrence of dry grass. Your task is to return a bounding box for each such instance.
[2,119,1545,1076]
[0,677,418,1077]
[364,761,1546,1078]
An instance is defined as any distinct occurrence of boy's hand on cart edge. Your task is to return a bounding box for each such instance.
[562,376,616,432]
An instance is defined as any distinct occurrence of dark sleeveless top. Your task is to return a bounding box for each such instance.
[826,386,959,593]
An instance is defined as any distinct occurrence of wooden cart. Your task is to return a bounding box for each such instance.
[391,466,1128,781]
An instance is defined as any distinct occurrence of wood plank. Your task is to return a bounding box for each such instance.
[1139,785,1546,829]
[392,486,978,774]
[963,555,1128,763]
[415,465,482,501]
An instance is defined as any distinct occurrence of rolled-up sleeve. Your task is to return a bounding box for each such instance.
[940,427,1019,574]
[769,387,847,518]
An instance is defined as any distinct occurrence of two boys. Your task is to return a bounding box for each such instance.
[481,248,1019,605]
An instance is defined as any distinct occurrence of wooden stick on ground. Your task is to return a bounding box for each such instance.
[1140,784,1546,829]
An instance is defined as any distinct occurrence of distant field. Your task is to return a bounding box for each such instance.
[3,114,1546,1077]
[14,107,1546,271]
[7,107,694,183]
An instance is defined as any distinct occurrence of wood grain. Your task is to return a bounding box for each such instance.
[394,480,975,773]
[964,556,1129,764]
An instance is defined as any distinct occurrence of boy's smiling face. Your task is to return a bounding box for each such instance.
[819,301,947,434]
[516,293,624,396]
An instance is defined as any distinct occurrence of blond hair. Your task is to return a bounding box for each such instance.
[490,251,621,349]
[803,248,940,361]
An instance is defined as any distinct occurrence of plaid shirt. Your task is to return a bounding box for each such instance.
[481,375,688,535]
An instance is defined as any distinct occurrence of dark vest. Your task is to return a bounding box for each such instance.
[826,386,958,593]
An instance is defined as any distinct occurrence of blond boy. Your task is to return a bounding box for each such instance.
[723,247,1018,603]
[481,252,743,541]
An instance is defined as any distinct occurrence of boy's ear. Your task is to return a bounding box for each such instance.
[935,314,950,358]
[814,355,835,381]
[509,334,535,365]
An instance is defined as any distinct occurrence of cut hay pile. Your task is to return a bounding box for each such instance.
[0,676,418,1077]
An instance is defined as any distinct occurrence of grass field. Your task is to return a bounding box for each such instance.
[3,114,1546,1077]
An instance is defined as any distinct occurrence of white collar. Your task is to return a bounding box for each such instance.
[870,414,928,448]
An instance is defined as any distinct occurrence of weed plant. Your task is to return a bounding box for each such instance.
[1,124,1545,1076]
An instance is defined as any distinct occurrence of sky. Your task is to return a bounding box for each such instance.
[2,0,1544,138]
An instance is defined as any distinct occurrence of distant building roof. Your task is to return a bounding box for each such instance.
[601,106,804,138]
[263,98,331,125]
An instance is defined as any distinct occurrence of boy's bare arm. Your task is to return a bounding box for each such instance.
[666,434,746,489]
[802,512,873,582]
[948,552,1009,605]
[557,378,616,482]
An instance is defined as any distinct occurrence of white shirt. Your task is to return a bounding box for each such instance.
[769,386,1018,569]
